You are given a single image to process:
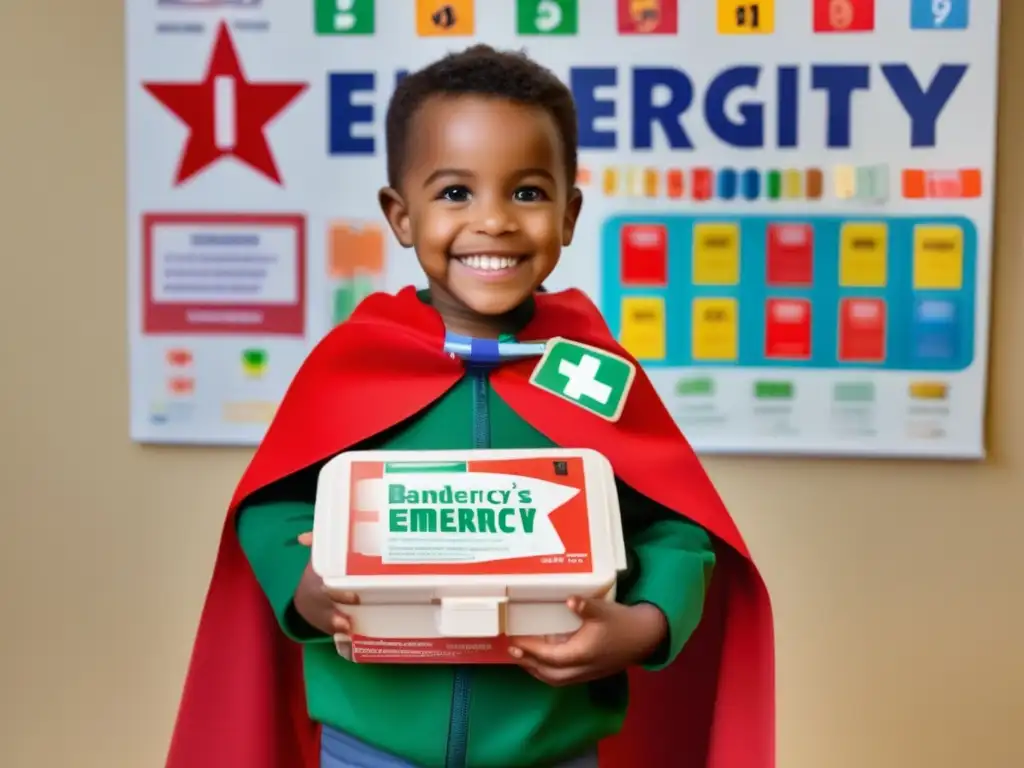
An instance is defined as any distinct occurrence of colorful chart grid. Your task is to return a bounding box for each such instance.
[600,214,977,371]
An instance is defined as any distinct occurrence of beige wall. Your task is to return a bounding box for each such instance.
[2,2,1022,767]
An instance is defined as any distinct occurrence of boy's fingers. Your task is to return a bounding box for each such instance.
[510,634,591,668]
[326,589,360,605]
[331,612,351,634]
[513,655,586,687]
[297,532,313,546]
[569,596,611,621]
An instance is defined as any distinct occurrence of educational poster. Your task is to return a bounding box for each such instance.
[126,0,1000,458]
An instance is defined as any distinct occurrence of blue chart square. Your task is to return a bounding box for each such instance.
[741,169,761,200]
[911,0,969,29]
[718,168,738,200]
[911,298,958,362]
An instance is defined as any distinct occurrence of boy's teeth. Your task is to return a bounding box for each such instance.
[457,255,520,271]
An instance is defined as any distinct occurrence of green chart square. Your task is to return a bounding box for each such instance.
[332,277,375,326]
[315,0,375,35]
[517,0,578,35]
[530,338,635,421]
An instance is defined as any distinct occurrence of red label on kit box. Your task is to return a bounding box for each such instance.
[142,213,306,335]
[350,635,515,664]
[766,223,813,285]
[345,456,594,577]
[765,299,811,359]
[838,298,886,362]
[620,224,668,286]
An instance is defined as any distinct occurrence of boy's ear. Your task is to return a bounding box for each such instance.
[378,187,413,248]
[562,186,584,247]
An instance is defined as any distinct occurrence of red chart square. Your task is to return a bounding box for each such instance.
[765,299,811,360]
[838,298,886,362]
[692,168,713,201]
[620,224,668,286]
[766,223,814,285]
[813,0,874,32]
[617,0,678,34]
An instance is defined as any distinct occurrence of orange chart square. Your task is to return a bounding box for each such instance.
[902,168,982,199]
[328,222,385,278]
[665,169,684,198]
[902,169,925,199]
[959,168,982,198]
[416,0,475,35]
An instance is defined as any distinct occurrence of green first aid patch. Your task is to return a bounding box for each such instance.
[529,338,636,421]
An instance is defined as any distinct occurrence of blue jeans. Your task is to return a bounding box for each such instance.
[320,725,600,768]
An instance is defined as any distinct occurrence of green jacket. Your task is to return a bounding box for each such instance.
[237,368,716,768]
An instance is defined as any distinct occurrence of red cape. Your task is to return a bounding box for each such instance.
[164,286,774,768]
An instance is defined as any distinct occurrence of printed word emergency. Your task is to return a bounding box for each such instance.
[388,507,538,534]
[387,482,538,534]
[328,62,968,153]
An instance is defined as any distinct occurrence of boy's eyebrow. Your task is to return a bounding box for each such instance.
[422,167,558,188]
[423,168,474,187]
[516,168,557,184]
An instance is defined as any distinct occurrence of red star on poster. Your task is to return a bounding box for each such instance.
[142,22,307,185]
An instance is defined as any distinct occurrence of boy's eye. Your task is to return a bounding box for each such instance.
[439,185,471,202]
[513,186,547,202]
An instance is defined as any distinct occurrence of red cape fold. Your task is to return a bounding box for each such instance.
[164,286,775,768]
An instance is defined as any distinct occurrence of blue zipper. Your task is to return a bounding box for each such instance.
[445,367,490,768]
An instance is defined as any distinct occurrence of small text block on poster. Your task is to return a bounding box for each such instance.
[142,213,306,336]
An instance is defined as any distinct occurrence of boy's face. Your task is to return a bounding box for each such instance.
[380,95,582,324]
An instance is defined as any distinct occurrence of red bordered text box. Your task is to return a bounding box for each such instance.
[142,213,306,335]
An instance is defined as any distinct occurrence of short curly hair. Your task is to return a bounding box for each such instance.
[384,44,578,191]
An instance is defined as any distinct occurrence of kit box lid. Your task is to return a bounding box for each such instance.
[311,448,626,594]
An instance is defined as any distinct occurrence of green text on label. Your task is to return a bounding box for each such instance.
[387,482,537,534]
[389,506,538,534]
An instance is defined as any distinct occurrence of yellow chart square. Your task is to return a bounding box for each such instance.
[834,165,856,200]
[626,167,644,197]
[602,167,619,196]
[692,298,738,361]
[909,381,949,401]
[692,222,740,285]
[718,0,775,34]
[782,169,803,199]
[643,168,659,198]
[913,225,964,289]
[620,297,666,361]
[416,0,474,36]
[839,222,888,287]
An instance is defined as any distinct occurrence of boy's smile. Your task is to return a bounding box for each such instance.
[380,95,582,338]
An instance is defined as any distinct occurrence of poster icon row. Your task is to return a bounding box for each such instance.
[311,0,971,36]
[618,294,965,368]
[619,220,966,291]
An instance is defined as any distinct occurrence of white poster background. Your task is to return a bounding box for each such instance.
[126,0,999,457]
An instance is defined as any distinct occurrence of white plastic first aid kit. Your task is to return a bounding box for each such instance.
[310,448,627,664]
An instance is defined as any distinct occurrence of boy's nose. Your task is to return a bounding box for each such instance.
[473,200,519,236]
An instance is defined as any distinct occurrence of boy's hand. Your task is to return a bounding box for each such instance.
[294,532,359,636]
[509,598,667,687]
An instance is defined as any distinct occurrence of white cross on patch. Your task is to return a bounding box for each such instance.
[558,354,612,404]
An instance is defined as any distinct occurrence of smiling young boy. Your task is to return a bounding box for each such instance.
[165,46,774,768]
